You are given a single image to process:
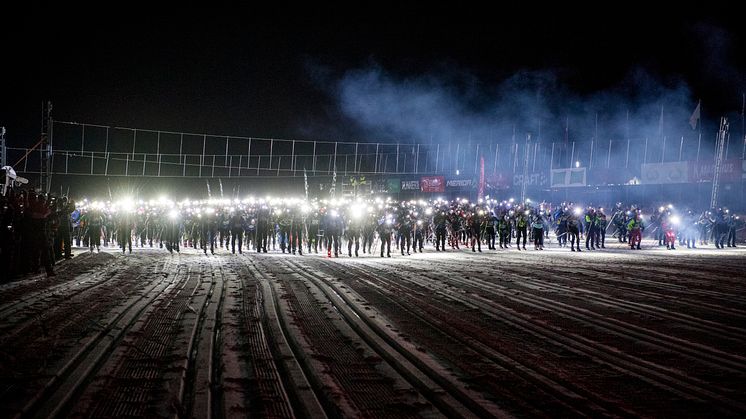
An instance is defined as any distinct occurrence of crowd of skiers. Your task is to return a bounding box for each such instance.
[2,190,743,281]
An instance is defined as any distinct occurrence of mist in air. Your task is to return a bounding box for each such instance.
[334,65,699,146]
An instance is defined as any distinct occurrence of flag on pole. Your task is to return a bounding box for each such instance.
[657,105,664,137]
[689,101,701,130]
[304,168,309,200]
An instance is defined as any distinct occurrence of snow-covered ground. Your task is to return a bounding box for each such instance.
[1,240,745,417]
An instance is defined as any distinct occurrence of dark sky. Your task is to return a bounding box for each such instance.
[3,7,743,148]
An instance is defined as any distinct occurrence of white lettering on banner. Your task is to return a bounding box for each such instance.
[401,180,420,190]
[513,172,548,187]
[690,159,743,182]
[446,179,472,187]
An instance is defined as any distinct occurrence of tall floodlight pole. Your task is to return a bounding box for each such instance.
[0,127,6,167]
[710,117,728,209]
[742,93,746,159]
[40,101,53,193]
[521,133,531,203]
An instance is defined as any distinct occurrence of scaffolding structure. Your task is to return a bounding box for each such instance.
[4,119,725,181]
[710,117,729,209]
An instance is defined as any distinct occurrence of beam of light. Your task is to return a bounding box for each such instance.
[350,203,365,219]
[117,197,135,213]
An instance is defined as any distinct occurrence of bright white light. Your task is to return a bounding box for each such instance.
[524,210,530,215]
[169,209,179,220]
[351,204,365,219]
[416,220,423,226]
[573,207,582,215]
[659,206,665,212]
[478,210,485,215]
[425,208,433,215]
[670,215,680,225]
[575,161,580,168]
[118,197,135,213]
[456,169,460,175]
[331,209,339,218]
[509,198,514,203]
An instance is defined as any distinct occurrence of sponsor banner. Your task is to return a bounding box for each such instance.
[588,168,636,185]
[513,172,549,187]
[401,180,420,191]
[420,176,445,193]
[551,168,587,187]
[640,162,688,184]
[445,178,473,190]
[486,172,511,190]
[688,159,744,183]
[386,178,401,193]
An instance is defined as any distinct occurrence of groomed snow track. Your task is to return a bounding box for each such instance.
[1,243,745,418]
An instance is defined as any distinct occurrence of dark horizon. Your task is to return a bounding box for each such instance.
[2,9,744,149]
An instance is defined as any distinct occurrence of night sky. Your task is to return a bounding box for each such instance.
[2,7,743,149]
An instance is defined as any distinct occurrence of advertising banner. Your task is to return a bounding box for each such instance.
[420,176,445,193]
[688,159,744,183]
[386,178,401,193]
[551,168,587,187]
[486,172,512,190]
[513,172,549,187]
[401,180,420,191]
[640,162,688,184]
[445,178,473,190]
[587,168,636,185]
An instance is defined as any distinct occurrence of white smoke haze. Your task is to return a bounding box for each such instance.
[334,64,698,146]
